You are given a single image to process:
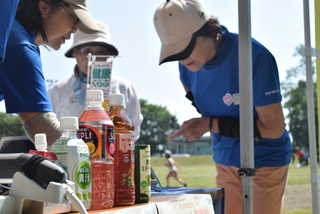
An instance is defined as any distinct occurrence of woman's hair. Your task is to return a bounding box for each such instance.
[196,16,222,41]
[15,0,67,42]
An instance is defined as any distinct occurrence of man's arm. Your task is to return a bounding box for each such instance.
[255,102,285,139]
[19,112,61,146]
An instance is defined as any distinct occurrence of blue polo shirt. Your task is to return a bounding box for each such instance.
[179,26,291,168]
[0,20,53,113]
[0,0,19,63]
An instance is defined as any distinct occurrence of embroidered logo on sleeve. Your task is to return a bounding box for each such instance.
[265,89,279,95]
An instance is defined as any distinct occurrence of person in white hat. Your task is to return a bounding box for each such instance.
[153,0,291,213]
[48,20,143,142]
[163,150,187,187]
[0,0,98,153]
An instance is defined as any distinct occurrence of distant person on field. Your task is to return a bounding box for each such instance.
[295,148,308,167]
[48,20,143,142]
[164,150,187,187]
[296,149,304,165]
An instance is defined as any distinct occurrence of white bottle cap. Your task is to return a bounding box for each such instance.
[34,133,47,151]
[86,89,104,102]
[60,117,79,130]
[109,93,125,107]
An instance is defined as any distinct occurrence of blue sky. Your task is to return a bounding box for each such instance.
[0,0,315,124]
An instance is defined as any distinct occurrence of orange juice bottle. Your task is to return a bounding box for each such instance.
[78,89,115,210]
[108,94,135,206]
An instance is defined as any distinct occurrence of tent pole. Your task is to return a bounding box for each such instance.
[238,0,254,214]
[303,1,320,213]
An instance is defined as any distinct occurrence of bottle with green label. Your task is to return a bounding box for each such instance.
[134,144,151,204]
[51,117,92,211]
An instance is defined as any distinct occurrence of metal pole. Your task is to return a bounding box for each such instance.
[303,0,320,213]
[238,0,254,213]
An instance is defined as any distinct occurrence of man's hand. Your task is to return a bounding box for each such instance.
[168,117,211,141]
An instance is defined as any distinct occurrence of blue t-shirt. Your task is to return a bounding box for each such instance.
[0,20,53,113]
[179,26,291,168]
[0,0,19,63]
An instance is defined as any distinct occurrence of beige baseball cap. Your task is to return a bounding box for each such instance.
[64,0,99,33]
[154,0,211,65]
[65,20,119,57]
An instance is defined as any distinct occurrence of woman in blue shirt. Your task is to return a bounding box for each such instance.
[153,0,291,213]
[0,0,98,152]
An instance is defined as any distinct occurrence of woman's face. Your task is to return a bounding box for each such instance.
[74,46,110,75]
[179,37,216,72]
[40,1,78,50]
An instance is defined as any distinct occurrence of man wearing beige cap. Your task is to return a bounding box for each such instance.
[153,0,291,213]
[48,20,143,142]
[0,0,98,153]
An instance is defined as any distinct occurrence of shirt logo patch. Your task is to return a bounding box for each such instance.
[223,93,240,106]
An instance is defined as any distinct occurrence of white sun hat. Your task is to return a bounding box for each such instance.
[65,20,119,57]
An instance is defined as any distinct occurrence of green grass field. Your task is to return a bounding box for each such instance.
[151,155,317,214]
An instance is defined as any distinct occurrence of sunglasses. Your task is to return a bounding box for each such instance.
[78,48,110,56]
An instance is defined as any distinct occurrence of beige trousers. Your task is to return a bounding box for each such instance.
[216,163,289,214]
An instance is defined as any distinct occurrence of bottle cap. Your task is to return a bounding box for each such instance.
[109,93,125,107]
[86,89,104,102]
[34,133,47,151]
[60,117,79,130]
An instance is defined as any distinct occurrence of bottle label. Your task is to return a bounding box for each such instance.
[115,133,135,188]
[78,121,114,161]
[28,150,59,164]
[134,145,151,203]
[50,138,70,171]
[51,138,92,210]
[72,159,92,208]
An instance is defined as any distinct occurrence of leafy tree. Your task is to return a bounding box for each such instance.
[0,112,25,138]
[138,99,180,155]
[281,44,318,149]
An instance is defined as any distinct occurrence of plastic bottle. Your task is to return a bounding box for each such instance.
[108,93,135,206]
[50,117,92,211]
[78,89,115,210]
[29,133,59,164]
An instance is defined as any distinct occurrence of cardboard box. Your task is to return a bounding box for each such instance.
[89,203,157,214]
[154,194,215,214]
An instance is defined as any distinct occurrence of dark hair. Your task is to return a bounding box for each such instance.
[196,16,222,40]
[161,17,222,64]
[15,0,67,42]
